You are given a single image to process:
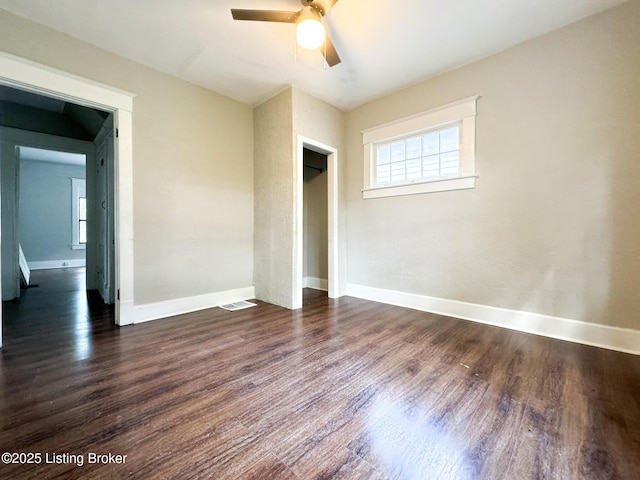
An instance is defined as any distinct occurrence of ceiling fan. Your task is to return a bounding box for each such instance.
[231,0,341,67]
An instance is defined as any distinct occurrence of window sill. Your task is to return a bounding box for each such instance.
[362,175,477,199]
[71,244,86,250]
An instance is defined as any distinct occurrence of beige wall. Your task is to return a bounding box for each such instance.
[345,0,640,329]
[0,9,254,305]
[292,88,345,148]
[253,89,295,307]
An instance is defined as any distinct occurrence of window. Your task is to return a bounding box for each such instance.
[71,178,86,249]
[362,96,478,198]
[375,123,461,185]
[78,196,87,244]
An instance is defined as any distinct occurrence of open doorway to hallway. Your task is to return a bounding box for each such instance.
[18,147,87,273]
[0,84,116,339]
[0,52,135,332]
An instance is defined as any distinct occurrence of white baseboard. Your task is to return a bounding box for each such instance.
[133,286,256,324]
[303,277,328,291]
[29,259,86,270]
[345,283,640,356]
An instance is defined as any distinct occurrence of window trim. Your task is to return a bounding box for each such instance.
[362,95,478,199]
[71,177,86,250]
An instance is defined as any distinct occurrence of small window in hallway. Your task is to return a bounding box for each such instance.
[71,177,86,249]
[78,196,87,244]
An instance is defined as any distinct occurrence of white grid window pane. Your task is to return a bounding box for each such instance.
[406,137,421,159]
[377,144,391,164]
[79,197,87,244]
[423,132,439,155]
[390,161,406,182]
[377,163,391,184]
[423,155,439,177]
[374,123,461,187]
[391,142,405,162]
[79,221,87,244]
[440,126,459,152]
[406,158,422,180]
[440,151,460,176]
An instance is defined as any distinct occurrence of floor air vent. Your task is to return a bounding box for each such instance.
[219,301,257,312]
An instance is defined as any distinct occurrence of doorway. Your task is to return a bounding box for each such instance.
[295,136,339,308]
[15,137,116,306]
[0,52,135,347]
[1,86,116,345]
[17,147,88,276]
[303,148,328,292]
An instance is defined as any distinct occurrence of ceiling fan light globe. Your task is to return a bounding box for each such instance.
[296,19,325,49]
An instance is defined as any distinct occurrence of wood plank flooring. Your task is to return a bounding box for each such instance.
[1,268,639,479]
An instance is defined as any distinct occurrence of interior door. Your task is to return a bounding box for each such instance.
[95,130,116,304]
[95,130,115,304]
[105,132,115,304]
[96,141,108,302]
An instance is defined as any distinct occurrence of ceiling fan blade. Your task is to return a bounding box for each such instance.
[323,31,341,67]
[231,9,298,23]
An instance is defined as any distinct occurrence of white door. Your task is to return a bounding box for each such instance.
[105,133,115,304]
[95,134,115,304]
[96,141,107,302]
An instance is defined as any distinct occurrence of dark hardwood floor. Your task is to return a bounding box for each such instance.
[1,268,639,479]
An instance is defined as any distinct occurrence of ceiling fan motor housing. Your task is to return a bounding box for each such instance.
[302,0,326,16]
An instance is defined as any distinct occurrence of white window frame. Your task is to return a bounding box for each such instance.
[71,177,86,250]
[362,95,478,199]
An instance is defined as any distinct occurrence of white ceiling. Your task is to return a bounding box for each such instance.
[0,0,627,110]
[19,147,86,166]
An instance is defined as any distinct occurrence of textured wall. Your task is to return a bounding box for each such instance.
[253,89,295,308]
[345,1,640,329]
[0,9,254,305]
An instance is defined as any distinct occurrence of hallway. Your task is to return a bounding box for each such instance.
[1,267,115,360]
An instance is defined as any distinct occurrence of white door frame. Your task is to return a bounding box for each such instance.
[0,52,135,344]
[294,135,339,309]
